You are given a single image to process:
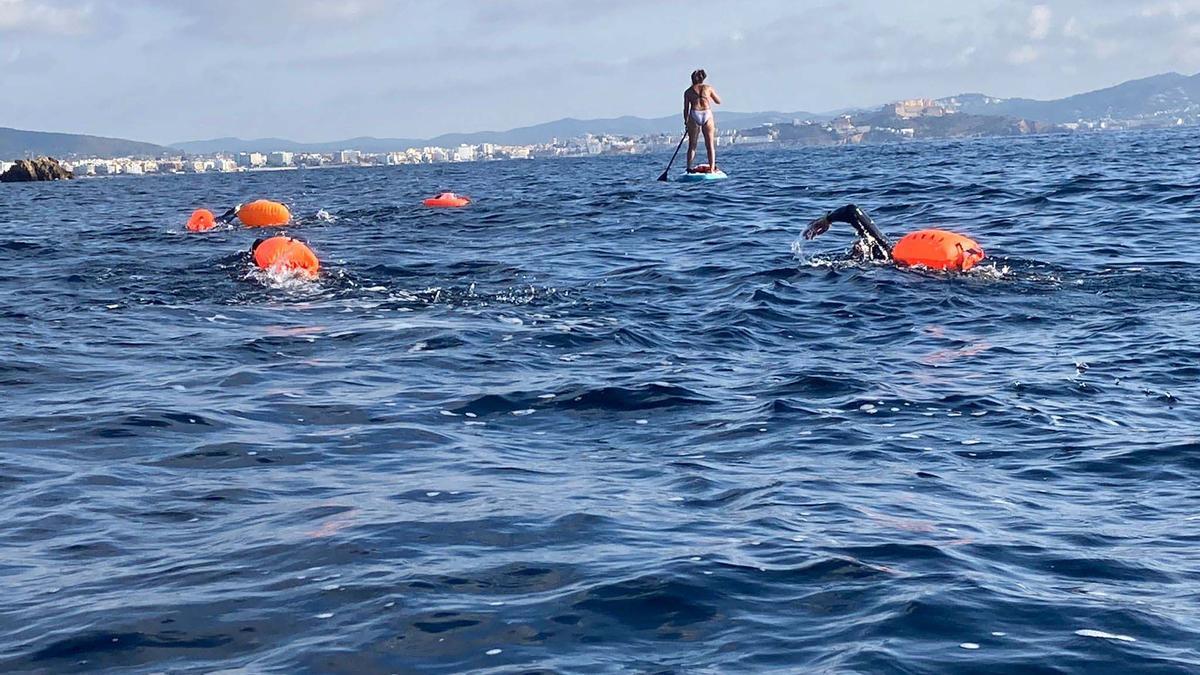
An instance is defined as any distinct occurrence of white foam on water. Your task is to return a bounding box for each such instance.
[248,265,320,291]
[960,643,980,650]
[1075,629,1136,642]
[486,649,502,656]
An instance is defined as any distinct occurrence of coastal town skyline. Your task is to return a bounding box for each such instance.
[5,78,1195,181]
[4,1,1200,144]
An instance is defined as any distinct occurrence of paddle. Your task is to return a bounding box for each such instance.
[657,131,688,182]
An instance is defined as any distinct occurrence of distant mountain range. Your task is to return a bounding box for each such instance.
[938,72,1200,124]
[0,126,169,159]
[168,111,818,154]
[4,71,1200,159]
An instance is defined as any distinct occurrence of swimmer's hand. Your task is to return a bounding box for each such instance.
[804,215,831,240]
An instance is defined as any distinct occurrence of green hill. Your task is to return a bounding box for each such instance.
[0,126,169,160]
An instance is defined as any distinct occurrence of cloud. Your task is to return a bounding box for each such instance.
[6,0,1200,143]
[1139,1,1200,19]
[1008,45,1041,65]
[1062,16,1082,38]
[0,0,92,35]
[1029,5,1053,40]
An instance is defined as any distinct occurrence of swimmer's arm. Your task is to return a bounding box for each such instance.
[804,204,864,239]
[804,204,893,255]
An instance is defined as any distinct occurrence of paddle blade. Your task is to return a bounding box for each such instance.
[657,170,669,182]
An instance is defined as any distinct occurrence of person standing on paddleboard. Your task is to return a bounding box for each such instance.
[684,69,722,173]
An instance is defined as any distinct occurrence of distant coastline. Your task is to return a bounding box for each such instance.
[3,70,1198,179]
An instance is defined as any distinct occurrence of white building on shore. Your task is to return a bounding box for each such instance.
[237,152,266,168]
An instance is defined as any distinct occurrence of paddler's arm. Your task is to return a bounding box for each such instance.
[709,87,722,106]
[683,93,691,125]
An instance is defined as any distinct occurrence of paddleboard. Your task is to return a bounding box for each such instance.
[677,170,728,183]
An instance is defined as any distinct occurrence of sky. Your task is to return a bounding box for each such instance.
[2,0,1200,144]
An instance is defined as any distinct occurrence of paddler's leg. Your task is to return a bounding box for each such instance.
[686,120,700,171]
[702,116,717,172]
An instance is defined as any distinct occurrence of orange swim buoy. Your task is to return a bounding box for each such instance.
[251,236,320,277]
[688,164,717,174]
[423,192,470,208]
[237,200,291,227]
[186,208,216,232]
[892,229,986,272]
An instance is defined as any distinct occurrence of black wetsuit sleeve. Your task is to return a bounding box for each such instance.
[825,204,893,261]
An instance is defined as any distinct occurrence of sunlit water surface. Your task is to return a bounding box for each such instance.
[2,129,1199,673]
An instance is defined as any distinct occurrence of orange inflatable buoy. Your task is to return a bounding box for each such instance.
[251,236,320,277]
[237,200,291,227]
[892,229,985,272]
[423,192,470,208]
[186,208,216,232]
[688,164,717,174]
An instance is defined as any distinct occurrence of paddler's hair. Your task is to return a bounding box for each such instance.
[691,69,707,84]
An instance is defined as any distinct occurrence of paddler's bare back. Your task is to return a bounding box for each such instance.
[685,84,716,110]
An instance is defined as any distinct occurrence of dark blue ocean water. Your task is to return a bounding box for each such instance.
[2,128,1200,673]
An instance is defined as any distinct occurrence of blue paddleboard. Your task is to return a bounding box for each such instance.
[677,167,728,183]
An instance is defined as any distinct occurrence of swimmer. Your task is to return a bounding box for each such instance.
[250,236,320,277]
[803,204,986,272]
[213,200,291,227]
[684,69,721,173]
